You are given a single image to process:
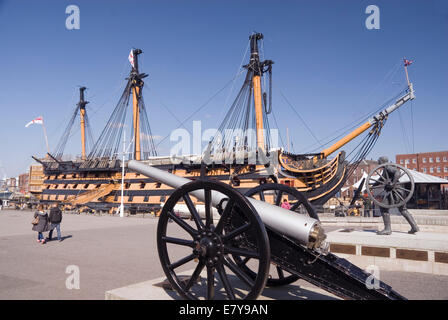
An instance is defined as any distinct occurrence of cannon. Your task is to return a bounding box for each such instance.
[128,160,406,300]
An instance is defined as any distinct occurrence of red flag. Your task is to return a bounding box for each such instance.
[404,59,413,67]
[25,116,43,128]
[128,50,135,68]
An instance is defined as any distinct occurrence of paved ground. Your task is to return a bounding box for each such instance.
[1,209,448,300]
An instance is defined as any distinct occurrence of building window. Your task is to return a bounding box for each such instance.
[429,158,433,163]
[423,168,427,173]
[400,160,404,164]
[430,167,434,173]
[405,159,410,164]
[412,159,416,164]
[423,158,427,163]
[444,157,447,162]
[437,167,441,173]
[436,157,440,163]
[444,167,448,173]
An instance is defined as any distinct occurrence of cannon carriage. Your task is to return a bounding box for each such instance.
[128,160,406,300]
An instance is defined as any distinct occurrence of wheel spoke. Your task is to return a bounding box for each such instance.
[161,236,194,247]
[275,190,283,206]
[222,223,251,241]
[215,199,235,235]
[184,260,205,292]
[206,266,215,300]
[168,211,198,237]
[383,168,390,180]
[381,192,389,204]
[225,246,259,259]
[390,191,396,204]
[396,186,412,194]
[237,256,251,267]
[369,177,386,186]
[223,257,254,287]
[183,194,204,230]
[277,266,285,279]
[393,190,406,202]
[169,253,196,270]
[204,187,213,228]
[373,170,386,181]
[216,264,235,300]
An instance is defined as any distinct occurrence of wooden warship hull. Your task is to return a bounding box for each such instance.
[40,150,348,213]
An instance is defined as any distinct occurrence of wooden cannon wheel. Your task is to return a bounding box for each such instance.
[231,183,318,287]
[157,179,270,300]
[366,163,415,209]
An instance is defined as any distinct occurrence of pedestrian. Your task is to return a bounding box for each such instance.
[364,196,372,217]
[32,204,49,244]
[281,199,291,210]
[47,203,63,242]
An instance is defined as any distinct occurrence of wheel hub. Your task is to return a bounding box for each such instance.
[385,183,394,192]
[194,231,222,263]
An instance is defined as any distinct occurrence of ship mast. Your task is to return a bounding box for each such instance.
[130,49,145,160]
[249,33,266,152]
[78,87,89,160]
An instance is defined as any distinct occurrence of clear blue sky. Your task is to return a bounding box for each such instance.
[0,0,447,177]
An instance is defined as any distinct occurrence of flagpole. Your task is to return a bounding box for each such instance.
[404,57,411,86]
[41,118,50,154]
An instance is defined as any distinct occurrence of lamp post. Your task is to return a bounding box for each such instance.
[118,130,134,218]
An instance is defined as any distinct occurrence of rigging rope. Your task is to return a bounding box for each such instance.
[279,90,323,149]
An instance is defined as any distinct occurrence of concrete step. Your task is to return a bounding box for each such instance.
[326,229,448,276]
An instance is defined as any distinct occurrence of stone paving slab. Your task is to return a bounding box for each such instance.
[105,270,340,300]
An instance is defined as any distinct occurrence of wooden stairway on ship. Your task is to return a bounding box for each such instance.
[65,183,117,205]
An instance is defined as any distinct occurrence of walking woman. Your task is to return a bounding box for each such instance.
[32,204,49,244]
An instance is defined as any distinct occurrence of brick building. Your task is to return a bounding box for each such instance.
[396,150,448,190]
[29,164,44,199]
[6,177,17,192]
[18,173,29,194]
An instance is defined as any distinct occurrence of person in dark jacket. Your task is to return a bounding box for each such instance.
[32,204,49,244]
[47,203,63,241]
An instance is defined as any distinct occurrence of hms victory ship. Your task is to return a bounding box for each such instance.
[34,33,415,216]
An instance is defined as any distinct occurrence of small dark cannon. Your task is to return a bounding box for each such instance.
[128,160,406,300]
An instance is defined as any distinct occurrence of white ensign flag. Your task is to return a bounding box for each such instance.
[128,50,135,68]
[25,116,44,128]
